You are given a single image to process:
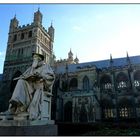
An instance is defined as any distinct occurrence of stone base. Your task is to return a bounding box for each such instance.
[0,120,57,136]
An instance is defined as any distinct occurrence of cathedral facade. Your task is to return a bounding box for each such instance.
[54,53,140,122]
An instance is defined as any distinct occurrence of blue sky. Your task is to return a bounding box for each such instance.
[1,4,140,73]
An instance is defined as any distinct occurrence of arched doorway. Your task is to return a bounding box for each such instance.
[64,101,72,122]
[10,70,22,93]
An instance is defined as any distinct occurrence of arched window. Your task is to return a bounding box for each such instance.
[28,31,32,38]
[21,33,24,40]
[100,74,112,90]
[116,72,128,89]
[13,34,17,42]
[101,99,114,119]
[118,98,134,118]
[134,70,140,87]
[69,78,78,90]
[83,76,90,92]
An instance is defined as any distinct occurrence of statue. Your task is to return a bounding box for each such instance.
[1,53,55,121]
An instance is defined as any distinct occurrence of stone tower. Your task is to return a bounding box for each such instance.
[3,9,55,81]
[67,49,74,64]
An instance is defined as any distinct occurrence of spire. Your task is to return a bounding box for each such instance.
[65,63,68,81]
[126,51,129,58]
[110,54,113,63]
[38,6,40,12]
[67,49,74,64]
[14,14,16,19]
[68,48,73,57]
[51,20,53,27]
[126,51,131,64]
[74,55,79,64]
[33,8,42,25]
[110,54,113,69]
[48,21,55,42]
[9,14,19,32]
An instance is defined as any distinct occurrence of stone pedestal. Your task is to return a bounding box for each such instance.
[0,120,57,136]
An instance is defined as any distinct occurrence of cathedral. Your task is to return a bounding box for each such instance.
[1,9,140,123]
[54,53,140,122]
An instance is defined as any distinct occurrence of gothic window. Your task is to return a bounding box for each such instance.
[119,107,133,118]
[118,81,127,88]
[104,83,112,89]
[13,34,17,42]
[104,108,114,118]
[118,98,134,118]
[116,72,128,89]
[83,76,90,92]
[134,80,140,87]
[28,31,32,38]
[102,99,114,119]
[21,33,24,40]
[134,70,140,87]
[69,78,78,90]
[100,74,112,90]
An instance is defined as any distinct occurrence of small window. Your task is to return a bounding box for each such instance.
[21,33,24,40]
[83,76,90,92]
[134,80,140,87]
[13,34,17,42]
[104,83,112,89]
[28,31,32,38]
[118,81,127,89]
[119,107,133,118]
[104,108,114,118]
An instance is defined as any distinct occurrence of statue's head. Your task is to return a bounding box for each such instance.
[32,53,44,68]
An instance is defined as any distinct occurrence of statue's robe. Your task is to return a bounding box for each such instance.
[9,63,55,120]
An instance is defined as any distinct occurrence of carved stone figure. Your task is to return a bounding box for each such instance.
[1,53,55,120]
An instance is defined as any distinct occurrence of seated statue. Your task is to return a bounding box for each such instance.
[1,53,55,120]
